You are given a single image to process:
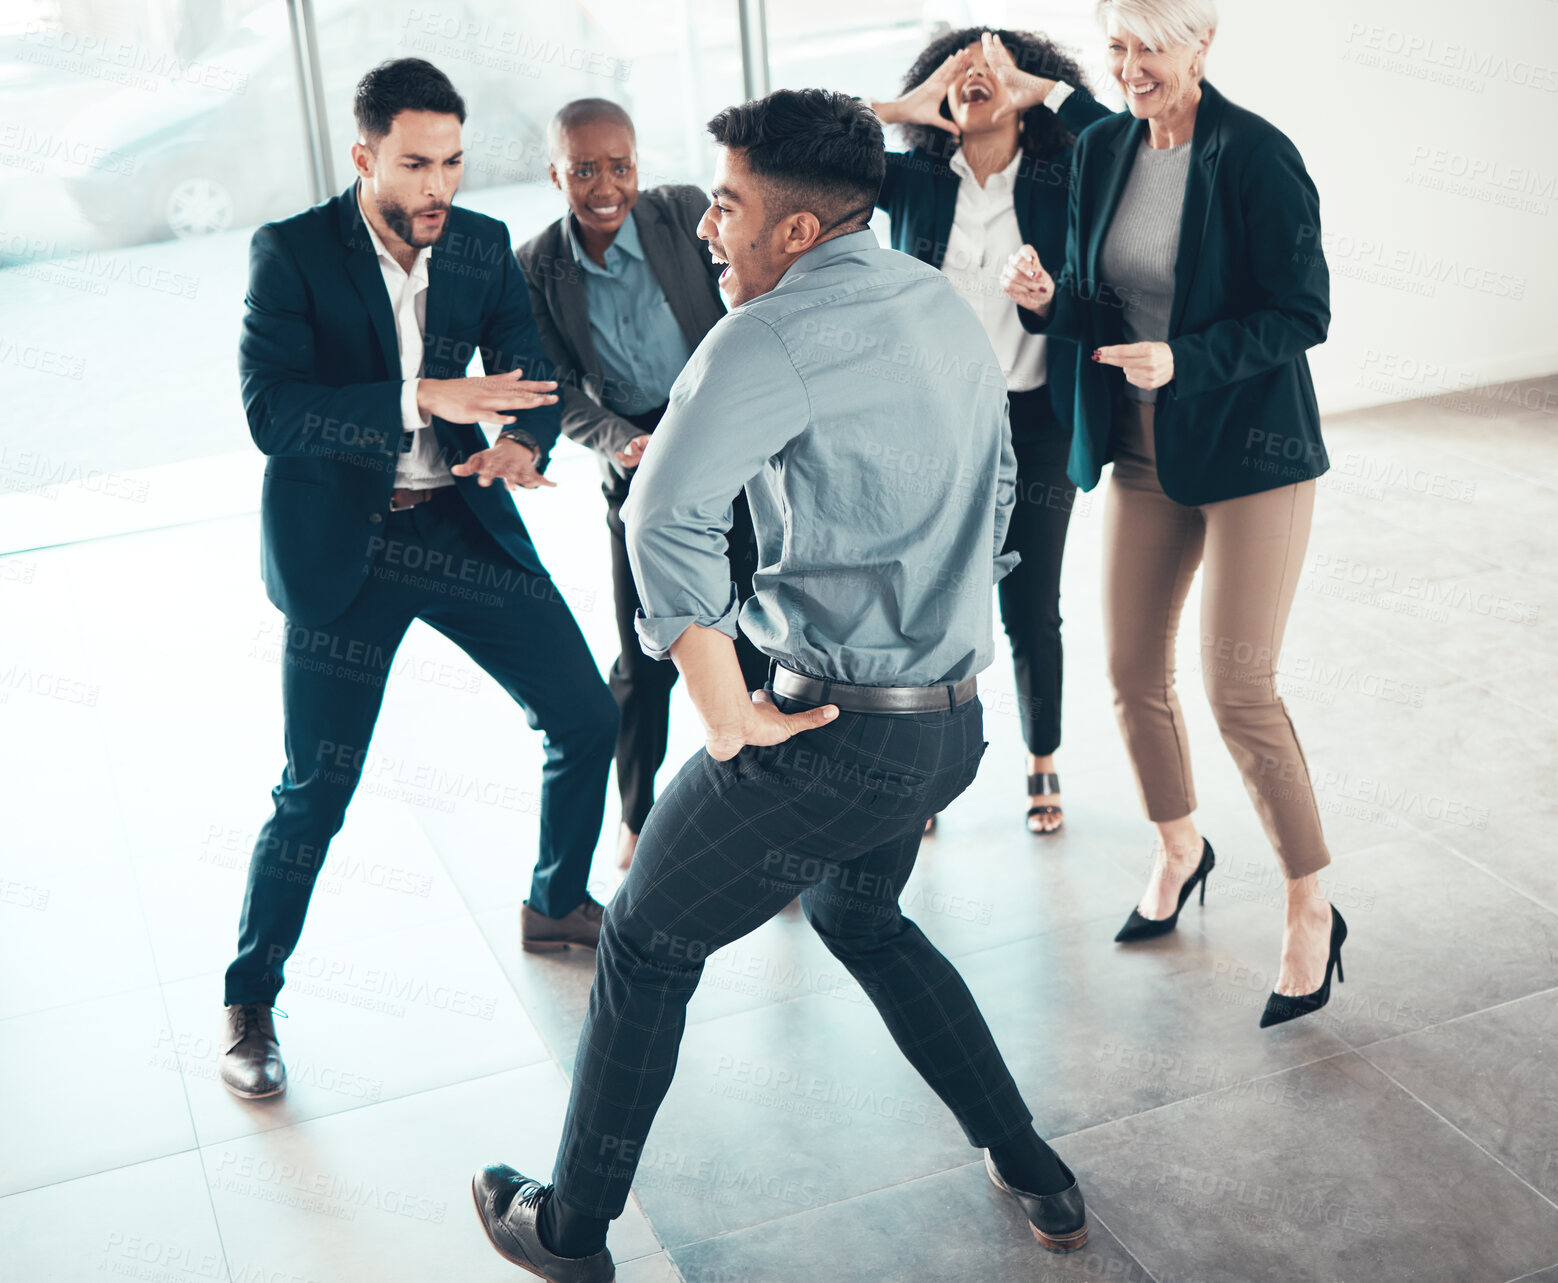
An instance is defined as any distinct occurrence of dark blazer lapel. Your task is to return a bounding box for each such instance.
[1086,114,1148,286]
[547,217,604,378]
[337,182,403,379]
[1167,82,1226,338]
[636,195,706,350]
[930,164,959,270]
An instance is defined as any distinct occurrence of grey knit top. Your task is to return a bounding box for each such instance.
[1098,138,1192,404]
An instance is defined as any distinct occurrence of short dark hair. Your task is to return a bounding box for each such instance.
[706,89,884,234]
[898,28,1090,161]
[548,98,635,159]
[353,58,466,146]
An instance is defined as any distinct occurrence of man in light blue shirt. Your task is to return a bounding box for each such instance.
[624,223,1018,686]
[475,90,1089,1281]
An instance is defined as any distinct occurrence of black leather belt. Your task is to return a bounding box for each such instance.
[771,664,977,714]
[389,485,452,512]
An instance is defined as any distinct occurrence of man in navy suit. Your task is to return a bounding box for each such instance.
[220,58,619,1099]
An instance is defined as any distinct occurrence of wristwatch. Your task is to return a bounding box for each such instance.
[497,427,541,454]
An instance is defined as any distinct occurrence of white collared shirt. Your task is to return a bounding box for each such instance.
[942,143,1046,393]
[356,187,451,490]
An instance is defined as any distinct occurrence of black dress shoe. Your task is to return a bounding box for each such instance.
[219,1003,287,1099]
[1260,906,1348,1028]
[471,1165,614,1283]
[984,1150,1088,1254]
[1114,838,1215,943]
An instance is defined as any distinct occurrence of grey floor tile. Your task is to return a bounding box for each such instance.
[1416,801,1558,913]
[0,984,197,1196]
[627,987,977,1249]
[203,1063,662,1281]
[953,916,1353,1140]
[0,849,160,1020]
[616,1251,687,1283]
[669,1159,1148,1283]
[0,1150,227,1283]
[1364,989,1558,1201]
[1182,834,1558,1046]
[1061,1052,1558,1283]
[160,915,550,1147]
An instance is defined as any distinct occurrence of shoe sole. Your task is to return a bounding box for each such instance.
[221,1076,287,1100]
[985,1157,1089,1254]
[521,939,598,954]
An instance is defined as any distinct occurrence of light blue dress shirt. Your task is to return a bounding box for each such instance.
[567,209,694,417]
[622,228,1018,687]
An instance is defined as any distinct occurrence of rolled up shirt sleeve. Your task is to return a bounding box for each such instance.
[623,313,809,660]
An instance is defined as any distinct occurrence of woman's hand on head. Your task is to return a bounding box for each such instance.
[870,48,969,135]
[982,31,1056,124]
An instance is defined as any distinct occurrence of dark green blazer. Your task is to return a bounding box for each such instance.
[1022,81,1330,505]
[239,183,561,626]
[875,85,1112,437]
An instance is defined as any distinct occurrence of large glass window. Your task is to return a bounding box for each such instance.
[310,1,744,250]
[0,0,742,553]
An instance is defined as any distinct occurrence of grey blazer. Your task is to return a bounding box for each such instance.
[516,185,724,476]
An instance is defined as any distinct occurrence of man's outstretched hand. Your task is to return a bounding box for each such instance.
[451,438,556,489]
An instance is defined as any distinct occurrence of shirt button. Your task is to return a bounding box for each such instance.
[368,512,383,524]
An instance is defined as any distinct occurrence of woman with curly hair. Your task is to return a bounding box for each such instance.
[866,29,1110,836]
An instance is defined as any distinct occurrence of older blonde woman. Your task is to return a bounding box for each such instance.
[1001,0,1344,1027]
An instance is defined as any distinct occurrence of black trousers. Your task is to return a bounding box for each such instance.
[604,404,769,833]
[225,489,618,1005]
[550,691,1034,1217]
[997,388,1078,757]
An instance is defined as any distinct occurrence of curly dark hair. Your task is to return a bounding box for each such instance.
[896,27,1090,162]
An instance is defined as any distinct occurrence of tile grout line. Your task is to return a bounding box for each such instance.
[1343,984,1558,1053]
[70,563,238,1283]
[401,797,671,1244]
[663,1153,1164,1282]
[1050,1046,1358,1143]
[1413,822,1558,920]
[1352,1043,1558,1219]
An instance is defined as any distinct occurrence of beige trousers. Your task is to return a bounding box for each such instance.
[1103,399,1330,879]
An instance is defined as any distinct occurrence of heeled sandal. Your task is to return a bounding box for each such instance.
[1027,772,1063,835]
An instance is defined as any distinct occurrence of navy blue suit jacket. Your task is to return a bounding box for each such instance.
[875,85,1112,435]
[1022,82,1331,505]
[239,183,561,626]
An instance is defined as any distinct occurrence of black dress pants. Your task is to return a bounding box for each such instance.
[997,388,1078,758]
[549,691,1034,1217]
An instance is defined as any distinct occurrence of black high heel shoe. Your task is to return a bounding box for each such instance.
[1259,906,1347,1029]
[1113,839,1215,943]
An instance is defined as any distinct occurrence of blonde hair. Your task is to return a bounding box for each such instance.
[1096,0,1217,52]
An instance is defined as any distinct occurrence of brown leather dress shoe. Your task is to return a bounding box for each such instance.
[219,1003,287,1099]
[521,895,605,953]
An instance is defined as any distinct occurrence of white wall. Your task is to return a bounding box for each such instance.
[971,0,1558,413]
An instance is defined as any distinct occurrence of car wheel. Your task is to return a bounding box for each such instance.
[163,174,236,239]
